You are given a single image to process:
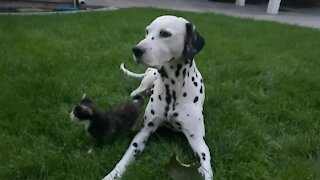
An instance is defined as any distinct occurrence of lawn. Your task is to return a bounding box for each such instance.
[0,8,319,180]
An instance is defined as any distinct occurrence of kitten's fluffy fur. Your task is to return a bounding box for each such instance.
[70,94,144,148]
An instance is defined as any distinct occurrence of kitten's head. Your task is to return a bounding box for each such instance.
[70,94,95,124]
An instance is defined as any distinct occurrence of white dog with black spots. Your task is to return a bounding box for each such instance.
[103,15,213,180]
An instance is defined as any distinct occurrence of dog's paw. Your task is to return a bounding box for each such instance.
[102,170,120,180]
[198,166,213,180]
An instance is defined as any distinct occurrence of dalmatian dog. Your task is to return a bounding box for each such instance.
[120,63,158,97]
[103,15,213,180]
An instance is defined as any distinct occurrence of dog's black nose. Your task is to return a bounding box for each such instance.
[132,46,145,58]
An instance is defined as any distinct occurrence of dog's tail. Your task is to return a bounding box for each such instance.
[120,63,145,79]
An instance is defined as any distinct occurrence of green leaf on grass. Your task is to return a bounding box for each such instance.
[164,154,203,180]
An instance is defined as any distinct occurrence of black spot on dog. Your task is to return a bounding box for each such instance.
[151,37,154,40]
[173,112,179,117]
[192,77,195,81]
[190,134,194,137]
[159,67,168,78]
[144,115,147,119]
[200,79,203,83]
[154,72,156,75]
[165,106,169,112]
[182,68,186,78]
[170,66,174,69]
[194,82,198,87]
[133,142,138,147]
[202,153,206,157]
[158,95,162,101]
[187,114,190,116]
[151,109,155,115]
[148,122,154,127]
[183,81,185,87]
[194,96,199,103]
[187,71,190,77]
[172,90,176,110]
[176,122,181,126]
[151,90,154,94]
[151,97,153,102]
[165,84,172,105]
[200,86,203,94]
[183,93,187,97]
[164,112,168,117]
[171,79,175,85]
[175,64,183,77]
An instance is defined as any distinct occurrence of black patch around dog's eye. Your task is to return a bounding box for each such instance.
[159,30,171,38]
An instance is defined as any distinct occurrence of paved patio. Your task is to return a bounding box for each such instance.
[87,0,320,30]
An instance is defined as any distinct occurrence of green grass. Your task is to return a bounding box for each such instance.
[0,8,319,180]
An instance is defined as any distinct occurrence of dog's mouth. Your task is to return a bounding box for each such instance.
[133,56,162,70]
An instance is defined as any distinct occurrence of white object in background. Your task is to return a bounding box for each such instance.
[236,0,246,6]
[267,0,282,14]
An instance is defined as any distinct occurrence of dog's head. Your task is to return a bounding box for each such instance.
[133,15,205,70]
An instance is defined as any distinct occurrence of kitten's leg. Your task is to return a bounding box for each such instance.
[102,118,161,180]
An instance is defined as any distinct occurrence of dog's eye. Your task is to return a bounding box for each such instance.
[159,30,171,38]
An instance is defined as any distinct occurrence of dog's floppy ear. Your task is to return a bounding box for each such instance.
[184,23,205,62]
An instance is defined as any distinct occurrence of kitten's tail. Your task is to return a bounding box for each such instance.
[120,63,145,78]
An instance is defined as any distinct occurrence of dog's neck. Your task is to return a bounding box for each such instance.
[158,57,196,85]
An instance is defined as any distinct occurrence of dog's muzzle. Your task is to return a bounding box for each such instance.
[132,46,145,62]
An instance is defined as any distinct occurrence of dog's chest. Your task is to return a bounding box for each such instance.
[148,62,205,119]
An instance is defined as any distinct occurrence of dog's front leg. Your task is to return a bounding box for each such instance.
[102,123,158,180]
[184,133,213,180]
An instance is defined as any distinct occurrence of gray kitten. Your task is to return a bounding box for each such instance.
[70,94,144,148]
